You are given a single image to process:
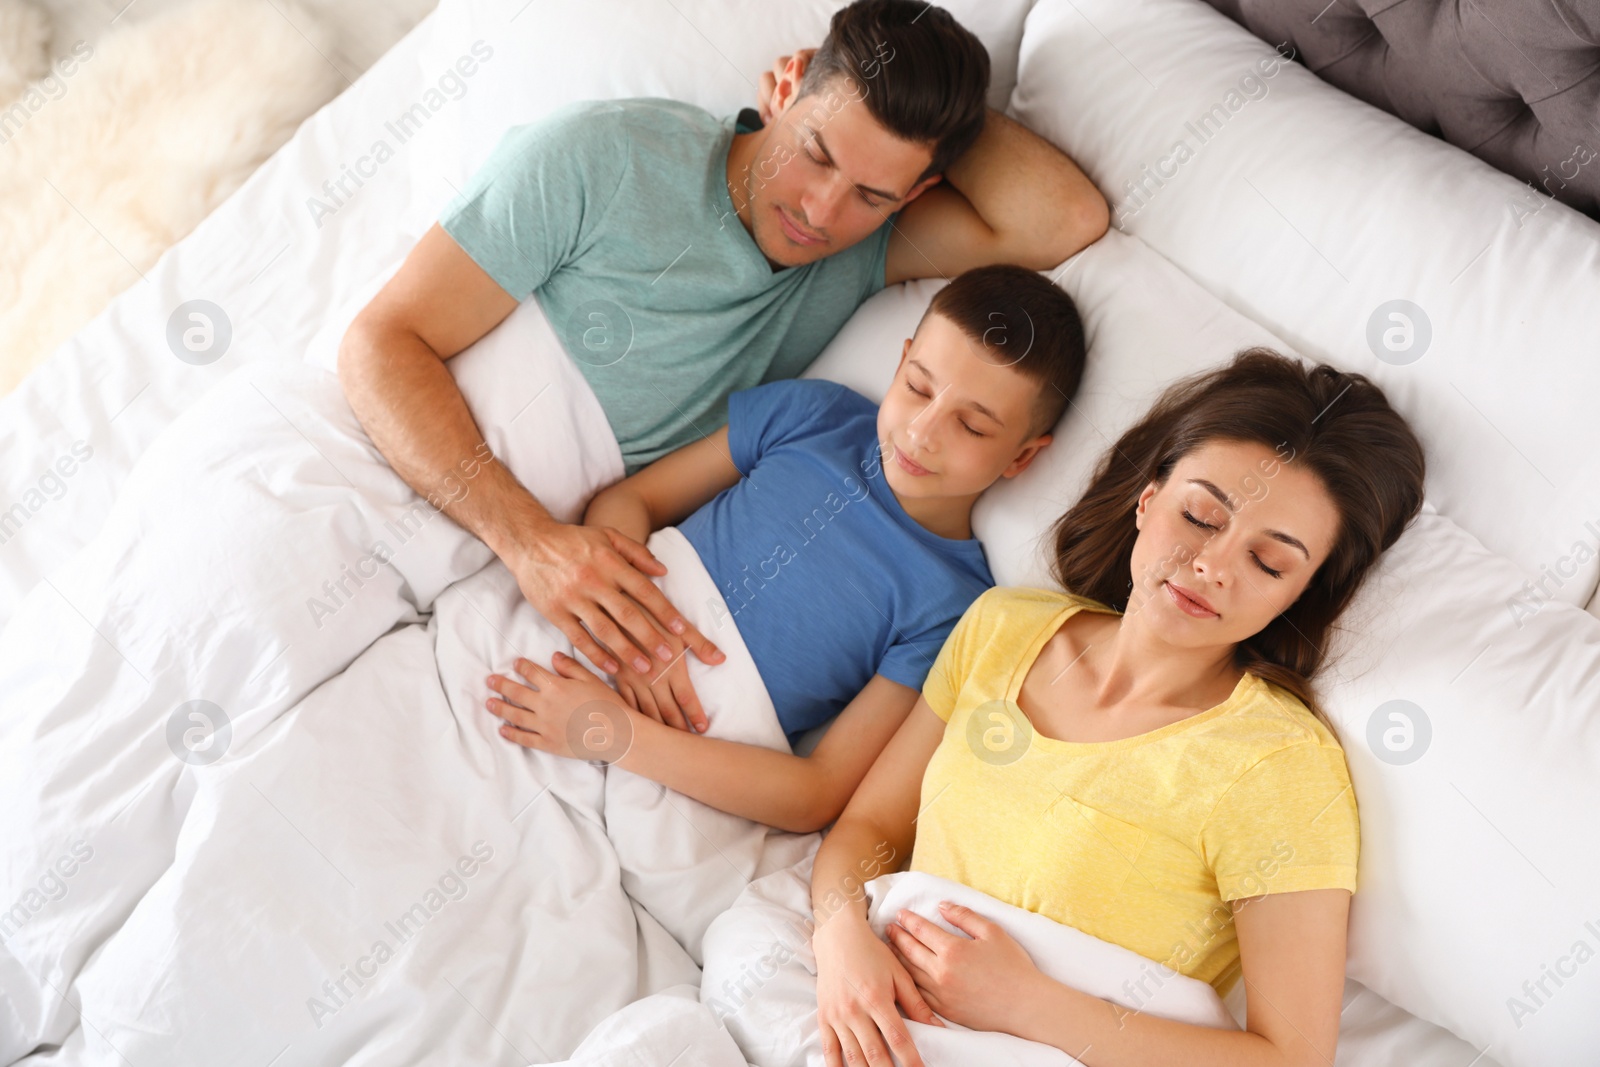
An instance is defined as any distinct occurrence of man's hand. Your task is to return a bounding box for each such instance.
[506,518,723,677]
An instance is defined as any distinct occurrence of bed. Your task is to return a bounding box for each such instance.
[1,0,1595,1064]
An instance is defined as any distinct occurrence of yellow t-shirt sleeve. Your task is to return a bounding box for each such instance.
[1201,739,1360,901]
[920,588,997,723]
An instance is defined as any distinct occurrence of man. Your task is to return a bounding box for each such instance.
[338,0,1109,690]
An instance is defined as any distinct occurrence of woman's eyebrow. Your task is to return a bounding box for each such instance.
[1189,478,1310,558]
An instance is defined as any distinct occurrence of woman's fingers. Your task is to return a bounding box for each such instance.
[832,1023,866,1067]
[864,999,925,1067]
[891,954,944,1028]
[896,908,958,951]
[886,922,938,977]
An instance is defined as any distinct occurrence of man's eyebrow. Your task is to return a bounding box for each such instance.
[1189,478,1310,559]
[808,126,905,202]
[908,358,1006,427]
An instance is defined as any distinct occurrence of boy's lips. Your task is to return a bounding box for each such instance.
[893,446,931,476]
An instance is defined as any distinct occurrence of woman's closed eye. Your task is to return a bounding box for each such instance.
[1181,508,1284,579]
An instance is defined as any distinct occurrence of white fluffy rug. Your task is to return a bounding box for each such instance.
[0,0,345,394]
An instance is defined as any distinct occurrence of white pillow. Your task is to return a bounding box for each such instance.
[812,230,1600,1066]
[408,0,1031,204]
[803,230,1278,590]
[1007,0,1600,614]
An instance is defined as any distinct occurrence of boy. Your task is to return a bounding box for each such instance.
[485,264,1086,832]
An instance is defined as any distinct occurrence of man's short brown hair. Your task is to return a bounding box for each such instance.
[795,0,991,184]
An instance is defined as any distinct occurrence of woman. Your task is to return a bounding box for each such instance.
[809,348,1426,1067]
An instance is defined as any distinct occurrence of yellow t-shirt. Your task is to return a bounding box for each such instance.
[910,585,1359,997]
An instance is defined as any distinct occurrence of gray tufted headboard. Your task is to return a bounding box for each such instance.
[1199,0,1600,218]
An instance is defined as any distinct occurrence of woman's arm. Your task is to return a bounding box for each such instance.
[890,886,1350,1067]
[811,699,951,1067]
[613,673,919,832]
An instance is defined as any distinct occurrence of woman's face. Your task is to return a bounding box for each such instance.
[1126,438,1341,649]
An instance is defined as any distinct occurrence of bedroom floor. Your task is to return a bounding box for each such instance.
[33,0,437,79]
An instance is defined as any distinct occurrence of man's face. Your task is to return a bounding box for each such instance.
[734,73,941,269]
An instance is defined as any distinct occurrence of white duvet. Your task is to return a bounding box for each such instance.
[552,860,1238,1067]
[0,297,807,1064]
[0,290,1239,1067]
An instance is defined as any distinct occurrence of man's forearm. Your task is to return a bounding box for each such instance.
[944,108,1109,254]
[339,318,554,563]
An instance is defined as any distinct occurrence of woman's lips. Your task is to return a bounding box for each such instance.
[1165,581,1218,618]
[776,206,823,246]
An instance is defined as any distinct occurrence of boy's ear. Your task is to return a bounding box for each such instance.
[1001,432,1053,479]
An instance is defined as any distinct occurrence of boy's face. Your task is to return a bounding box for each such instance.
[876,313,1054,505]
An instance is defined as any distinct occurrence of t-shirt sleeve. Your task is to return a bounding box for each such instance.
[918,589,997,723]
[875,619,958,696]
[1201,740,1360,901]
[861,212,898,298]
[438,103,629,301]
[726,380,844,475]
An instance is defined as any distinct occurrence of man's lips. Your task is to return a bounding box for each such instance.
[1165,580,1218,618]
[776,206,823,246]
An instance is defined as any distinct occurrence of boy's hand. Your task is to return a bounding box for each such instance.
[487,652,639,762]
[612,629,708,734]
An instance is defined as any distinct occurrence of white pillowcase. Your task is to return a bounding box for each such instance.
[1007,0,1600,617]
[410,0,1031,204]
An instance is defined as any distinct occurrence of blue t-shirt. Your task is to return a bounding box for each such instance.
[678,380,996,740]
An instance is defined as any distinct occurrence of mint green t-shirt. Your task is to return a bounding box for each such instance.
[438,98,896,474]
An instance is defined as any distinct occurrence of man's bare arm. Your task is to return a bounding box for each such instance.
[337,223,723,675]
[885,108,1110,285]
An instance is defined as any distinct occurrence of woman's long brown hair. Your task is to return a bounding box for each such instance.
[1047,348,1426,722]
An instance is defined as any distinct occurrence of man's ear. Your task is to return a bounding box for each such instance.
[769,52,811,121]
[902,173,943,205]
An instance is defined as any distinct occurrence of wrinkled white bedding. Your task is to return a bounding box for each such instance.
[552,862,1237,1067]
[20,523,810,1065]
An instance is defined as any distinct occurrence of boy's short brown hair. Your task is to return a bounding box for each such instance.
[795,0,991,184]
[920,264,1087,437]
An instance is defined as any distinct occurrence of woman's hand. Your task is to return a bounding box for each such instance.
[885,902,1046,1037]
[814,912,942,1067]
[486,652,638,762]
